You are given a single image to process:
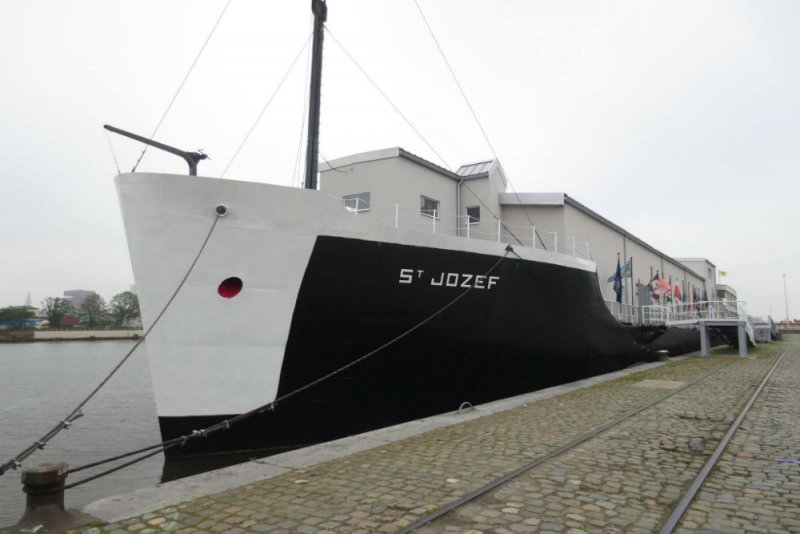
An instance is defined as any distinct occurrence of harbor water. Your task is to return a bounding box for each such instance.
[0,340,254,527]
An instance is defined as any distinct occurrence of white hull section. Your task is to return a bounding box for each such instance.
[115,173,595,418]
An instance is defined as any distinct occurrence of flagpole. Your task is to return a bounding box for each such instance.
[630,257,634,317]
[622,236,628,318]
[613,253,622,308]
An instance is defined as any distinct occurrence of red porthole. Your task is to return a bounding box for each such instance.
[218,277,243,298]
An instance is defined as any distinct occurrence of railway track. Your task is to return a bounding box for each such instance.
[401,348,790,533]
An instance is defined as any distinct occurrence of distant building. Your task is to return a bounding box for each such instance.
[64,289,94,308]
[715,284,738,303]
[674,258,719,301]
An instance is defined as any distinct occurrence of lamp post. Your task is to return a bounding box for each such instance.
[783,274,789,321]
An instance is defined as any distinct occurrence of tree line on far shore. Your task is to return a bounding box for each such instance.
[0,291,141,329]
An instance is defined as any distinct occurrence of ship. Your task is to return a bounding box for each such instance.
[112,0,708,457]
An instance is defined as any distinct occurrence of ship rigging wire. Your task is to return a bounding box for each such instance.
[323,26,451,171]
[0,214,222,478]
[221,31,314,178]
[412,0,500,165]
[293,15,315,188]
[104,129,122,175]
[324,25,527,248]
[130,0,232,173]
[412,0,548,250]
[57,248,513,490]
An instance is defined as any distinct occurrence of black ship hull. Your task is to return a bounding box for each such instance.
[161,236,683,457]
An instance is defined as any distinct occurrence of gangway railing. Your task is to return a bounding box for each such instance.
[604,301,639,324]
[335,196,592,260]
[640,301,747,325]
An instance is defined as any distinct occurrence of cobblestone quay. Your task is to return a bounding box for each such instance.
[75,337,798,533]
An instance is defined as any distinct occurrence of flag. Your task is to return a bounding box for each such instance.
[621,258,632,278]
[696,288,702,318]
[613,257,622,304]
[649,271,660,299]
[607,257,631,282]
[674,283,682,302]
[651,272,671,298]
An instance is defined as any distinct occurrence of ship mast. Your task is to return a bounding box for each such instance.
[304,0,327,190]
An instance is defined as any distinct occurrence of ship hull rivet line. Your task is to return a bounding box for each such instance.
[657,351,787,534]
[10,461,94,533]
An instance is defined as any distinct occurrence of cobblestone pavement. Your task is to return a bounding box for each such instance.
[414,343,790,534]
[675,341,800,534]
[74,339,798,533]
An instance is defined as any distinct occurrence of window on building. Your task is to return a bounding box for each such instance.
[343,192,370,213]
[420,195,439,218]
[466,206,480,225]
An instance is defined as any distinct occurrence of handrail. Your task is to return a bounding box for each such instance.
[334,195,592,260]
[604,300,639,324]
[641,301,747,325]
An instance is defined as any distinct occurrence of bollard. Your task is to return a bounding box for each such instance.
[9,462,94,533]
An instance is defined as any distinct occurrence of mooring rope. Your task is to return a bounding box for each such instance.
[59,249,512,489]
[0,214,222,477]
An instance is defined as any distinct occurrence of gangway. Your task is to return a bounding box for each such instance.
[640,301,754,357]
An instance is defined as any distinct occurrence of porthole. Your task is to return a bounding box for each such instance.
[218,277,243,298]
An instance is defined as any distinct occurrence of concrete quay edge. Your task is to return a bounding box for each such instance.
[82,356,685,523]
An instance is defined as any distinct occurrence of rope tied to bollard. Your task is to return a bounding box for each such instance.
[0,213,222,478]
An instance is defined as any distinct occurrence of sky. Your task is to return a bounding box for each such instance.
[1,0,798,318]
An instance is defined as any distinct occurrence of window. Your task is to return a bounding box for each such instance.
[466,206,480,225]
[420,195,439,218]
[343,192,370,213]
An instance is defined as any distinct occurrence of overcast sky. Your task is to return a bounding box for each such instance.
[1,0,798,317]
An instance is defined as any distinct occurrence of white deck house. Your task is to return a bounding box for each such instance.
[319,147,731,323]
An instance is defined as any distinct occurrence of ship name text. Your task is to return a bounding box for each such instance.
[398,268,499,289]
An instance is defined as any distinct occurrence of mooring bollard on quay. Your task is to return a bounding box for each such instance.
[5,462,95,534]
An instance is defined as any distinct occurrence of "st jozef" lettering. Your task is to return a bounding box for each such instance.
[398,268,499,289]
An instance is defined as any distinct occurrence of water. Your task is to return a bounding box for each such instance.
[0,341,246,526]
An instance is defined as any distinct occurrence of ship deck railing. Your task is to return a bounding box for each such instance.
[335,196,592,260]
